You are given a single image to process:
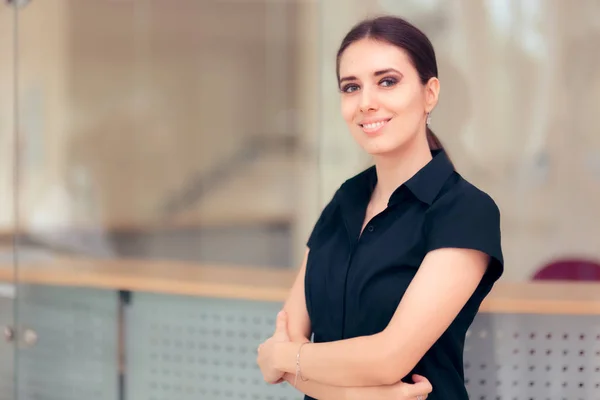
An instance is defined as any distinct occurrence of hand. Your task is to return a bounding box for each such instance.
[256,310,290,384]
[346,374,432,400]
[390,374,432,400]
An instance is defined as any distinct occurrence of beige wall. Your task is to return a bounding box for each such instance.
[64,0,299,226]
[0,6,15,228]
[0,1,69,228]
[5,0,303,231]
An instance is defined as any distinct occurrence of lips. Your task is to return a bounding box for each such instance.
[359,118,391,134]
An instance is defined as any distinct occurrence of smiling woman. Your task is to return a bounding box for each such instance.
[257,15,503,400]
[336,18,443,155]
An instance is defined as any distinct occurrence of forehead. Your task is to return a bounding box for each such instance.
[339,39,413,77]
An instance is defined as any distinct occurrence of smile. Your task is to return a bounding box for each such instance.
[359,118,391,134]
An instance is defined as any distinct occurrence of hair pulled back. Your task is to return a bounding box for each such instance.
[336,16,443,150]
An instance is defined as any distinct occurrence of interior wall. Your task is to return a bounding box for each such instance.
[61,0,299,227]
[0,1,70,230]
[0,6,15,229]
[0,0,302,234]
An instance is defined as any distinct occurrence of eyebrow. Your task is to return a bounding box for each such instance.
[339,68,403,84]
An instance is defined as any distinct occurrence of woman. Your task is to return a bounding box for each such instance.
[257,15,503,400]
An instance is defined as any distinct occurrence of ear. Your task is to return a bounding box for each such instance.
[424,77,440,113]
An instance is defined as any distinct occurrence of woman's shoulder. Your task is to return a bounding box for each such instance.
[432,172,500,216]
[427,173,500,228]
[425,173,504,271]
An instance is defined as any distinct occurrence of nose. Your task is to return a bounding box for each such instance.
[359,88,378,113]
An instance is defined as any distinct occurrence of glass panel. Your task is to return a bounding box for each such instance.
[12,0,319,400]
[15,0,317,267]
[0,2,16,400]
[370,0,600,281]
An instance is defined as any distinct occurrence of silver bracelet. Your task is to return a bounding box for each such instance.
[293,341,310,387]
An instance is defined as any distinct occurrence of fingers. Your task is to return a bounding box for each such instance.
[400,375,432,398]
[411,374,428,384]
[407,381,432,396]
[273,310,289,341]
[275,310,287,332]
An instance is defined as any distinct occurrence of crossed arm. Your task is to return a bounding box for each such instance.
[269,246,489,391]
[274,250,430,400]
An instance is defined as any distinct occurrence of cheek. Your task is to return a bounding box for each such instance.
[340,97,358,124]
[385,88,423,114]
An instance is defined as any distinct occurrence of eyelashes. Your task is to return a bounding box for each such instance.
[340,76,399,93]
[340,83,359,93]
[379,77,398,88]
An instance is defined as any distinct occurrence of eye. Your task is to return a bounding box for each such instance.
[379,77,398,87]
[341,83,360,93]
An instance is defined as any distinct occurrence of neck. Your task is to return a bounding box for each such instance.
[372,136,433,203]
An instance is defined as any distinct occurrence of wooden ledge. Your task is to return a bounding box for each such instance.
[0,256,296,302]
[1,256,599,315]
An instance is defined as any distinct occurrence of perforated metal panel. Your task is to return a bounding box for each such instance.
[0,290,15,400]
[126,292,600,400]
[126,293,301,400]
[465,312,600,400]
[14,285,119,400]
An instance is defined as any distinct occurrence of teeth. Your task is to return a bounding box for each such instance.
[363,121,387,129]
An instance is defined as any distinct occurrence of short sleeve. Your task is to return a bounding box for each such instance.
[306,190,339,249]
[424,188,504,282]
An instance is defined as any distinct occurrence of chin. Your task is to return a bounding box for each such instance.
[359,137,408,157]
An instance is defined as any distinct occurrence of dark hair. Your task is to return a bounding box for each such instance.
[336,15,443,151]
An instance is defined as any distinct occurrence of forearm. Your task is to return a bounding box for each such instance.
[276,333,403,387]
[283,373,349,400]
[282,373,396,400]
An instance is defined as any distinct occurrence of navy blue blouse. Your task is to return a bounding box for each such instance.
[304,149,503,400]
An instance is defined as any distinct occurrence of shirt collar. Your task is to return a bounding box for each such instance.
[399,149,455,205]
[340,149,455,207]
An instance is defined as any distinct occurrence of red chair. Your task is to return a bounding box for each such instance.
[532,258,600,281]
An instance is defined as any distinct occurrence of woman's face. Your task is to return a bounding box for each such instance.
[338,39,438,156]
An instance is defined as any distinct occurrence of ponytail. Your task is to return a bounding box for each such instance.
[426,127,453,167]
[426,127,443,150]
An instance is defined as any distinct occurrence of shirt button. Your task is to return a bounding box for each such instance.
[367,225,374,232]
